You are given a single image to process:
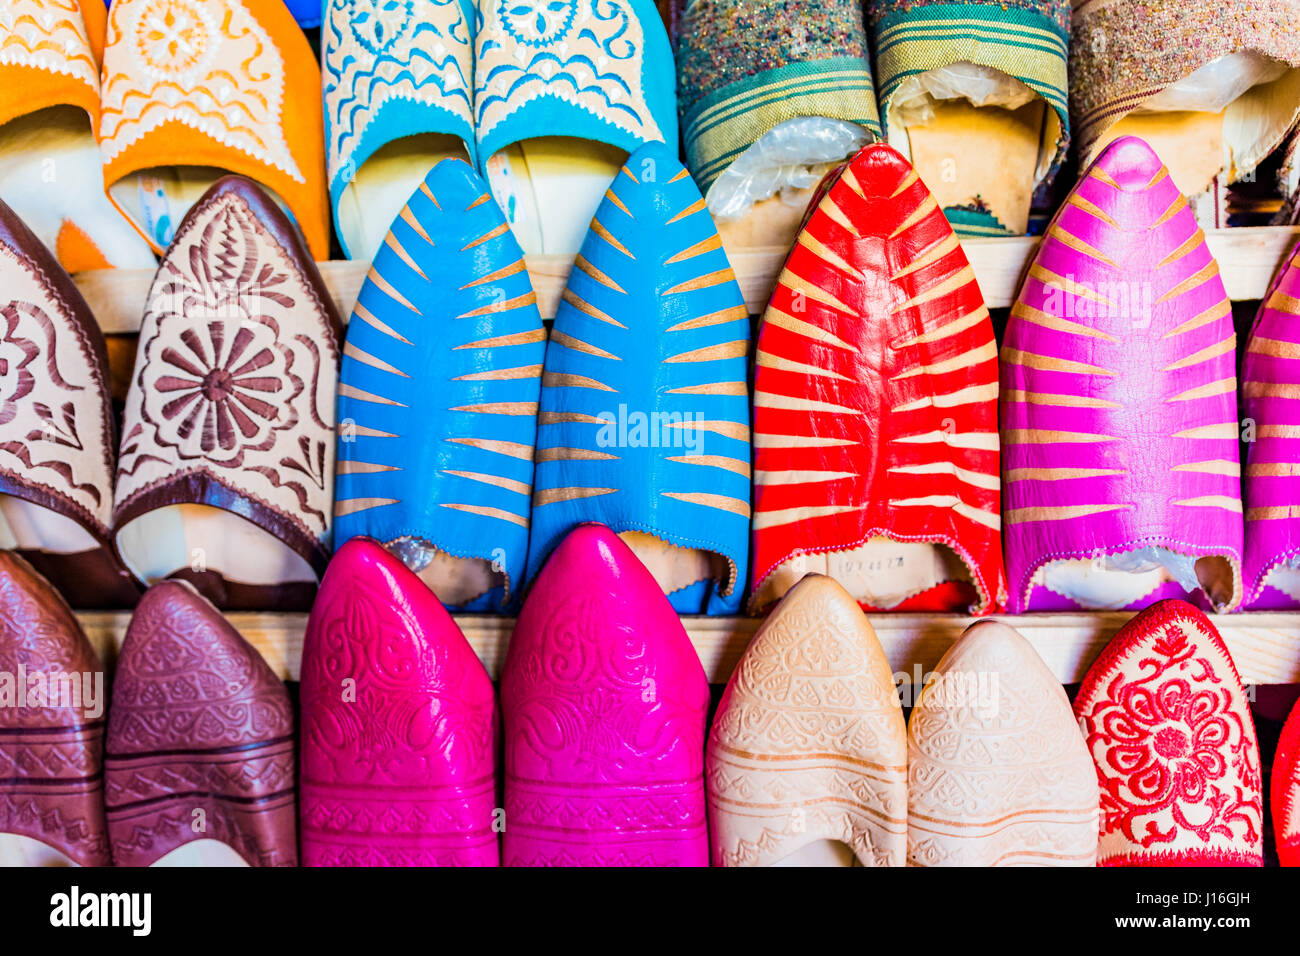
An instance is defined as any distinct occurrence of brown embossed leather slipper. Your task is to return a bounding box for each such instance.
[105,580,297,866]
[0,551,110,867]
[113,176,343,611]
[0,196,139,608]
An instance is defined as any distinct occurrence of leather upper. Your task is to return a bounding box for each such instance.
[334,158,544,611]
[526,141,753,615]
[1002,136,1243,612]
[751,142,1005,614]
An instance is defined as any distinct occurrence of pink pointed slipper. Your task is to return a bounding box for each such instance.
[1242,240,1300,608]
[1074,600,1263,867]
[503,523,710,866]
[0,551,109,867]
[300,537,498,867]
[1002,136,1243,614]
[105,581,297,866]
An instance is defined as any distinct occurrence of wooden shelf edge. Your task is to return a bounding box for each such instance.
[73,227,1300,335]
[75,610,1300,687]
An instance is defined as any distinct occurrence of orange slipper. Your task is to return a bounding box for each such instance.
[0,0,154,270]
[98,0,329,259]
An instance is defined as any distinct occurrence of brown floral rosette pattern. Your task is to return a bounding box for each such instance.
[113,178,341,582]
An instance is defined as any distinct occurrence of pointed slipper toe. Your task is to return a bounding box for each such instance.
[708,573,907,867]
[1274,696,1300,866]
[907,619,1098,866]
[105,581,296,866]
[505,524,710,866]
[751,142,1004,615]
[300,538,498,867]
[0,197,138,607]
[526,142,752,616]
[335,159,543,612]
[1074,600,1263,867]
[1243,240,1300,607]
[1002,136,1243,614]
[0,552,109,867]
[113,177,342,611]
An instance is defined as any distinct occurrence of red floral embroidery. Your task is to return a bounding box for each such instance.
[1086,620,1261,852]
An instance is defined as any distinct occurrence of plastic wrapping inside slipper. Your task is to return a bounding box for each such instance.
[1139,52,1288,113]
[705,117,871,222]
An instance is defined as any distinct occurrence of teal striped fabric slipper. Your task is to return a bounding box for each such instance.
[525,141,753,615]
[868,0,1070,236]
[334,158,545,612]
[677,0,882,201]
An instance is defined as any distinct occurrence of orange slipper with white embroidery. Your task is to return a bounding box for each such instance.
[98,0,329,258]
[0,0,154,270]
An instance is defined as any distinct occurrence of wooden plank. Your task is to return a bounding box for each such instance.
[69,227,1300,334]
[76,610,1300,687]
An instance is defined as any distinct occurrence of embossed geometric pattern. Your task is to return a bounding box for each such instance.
[114,179,341,582]
[0,552,109,866]
[709,574,907,867]
[300,538,499,867]
[100,0,302,181]
[908,619,1098,866]
[505,524,709,866]
[0,1,99,97]
[473,0,667,154]
[105,580,297,866]
[0,215,116,536]
[324,0,475,191]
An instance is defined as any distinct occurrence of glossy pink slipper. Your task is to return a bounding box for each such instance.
[503,524,710,866]
[299,538,498,866]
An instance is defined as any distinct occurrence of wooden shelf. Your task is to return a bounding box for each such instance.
[76,610,1300,688]
[71,227,1300,334]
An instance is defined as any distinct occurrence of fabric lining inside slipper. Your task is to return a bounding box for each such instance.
[901,98,1048,236]
[771,840,860,867]
[1033,553,1236,611]
[110,166,297,251]
[0,834,81,868]
[486,136,626,257]
[1088,54,1300,199]
[114,504,317,592]
[618,530,729,602]
[0,107,155,270]
[336,133,470,265]
[387,535,503,609]
[0,496,98,555]
[755,539,973,613]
